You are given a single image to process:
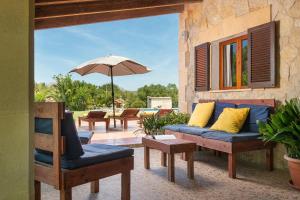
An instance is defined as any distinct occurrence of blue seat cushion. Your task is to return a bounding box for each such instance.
[35,143,134,169]
[164,124,211,135]
[237,104,270,132]
[78,131,94,144]
[163,124,186,132]
[213,102,236,122]
[178,125,211,136]
[163,124,260,142]
[35,112,84,160]
[200,131,261,142]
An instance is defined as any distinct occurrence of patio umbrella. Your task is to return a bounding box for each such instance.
[70,55,151,128]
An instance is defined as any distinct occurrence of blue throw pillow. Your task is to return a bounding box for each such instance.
[192,103,197,112]
[35,112,84,160]
[213,102,236,122]
[237,104,271,132]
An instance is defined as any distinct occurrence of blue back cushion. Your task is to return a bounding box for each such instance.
[192,103,197,112]
[213,102,236,122]
[35,112,84,160]
[237,104,270,132]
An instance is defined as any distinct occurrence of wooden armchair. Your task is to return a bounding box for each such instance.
[109,108,140,129]
[34,102,134,200]
[78,111,109,131]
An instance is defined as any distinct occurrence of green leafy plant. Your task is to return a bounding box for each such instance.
[143,115,164,135]
[143,112,190,135]
[35,74,179,110]
[258,98,300,159]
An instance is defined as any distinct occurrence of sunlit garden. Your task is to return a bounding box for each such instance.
[35,74,178,111]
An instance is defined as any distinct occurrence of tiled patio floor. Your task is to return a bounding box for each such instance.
[65,120,300,200]
[41,148,300,200]
[77,120,144,147]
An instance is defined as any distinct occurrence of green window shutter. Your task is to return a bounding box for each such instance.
[195,42,210,91]
[248,21,276,88]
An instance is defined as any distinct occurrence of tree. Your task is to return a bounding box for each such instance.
[52,74,74,106]
[34,74,178,110]
[35,82,56,102]
[130,99,146,108]
[137,84,178,107]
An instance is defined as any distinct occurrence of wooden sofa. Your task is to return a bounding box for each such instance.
[34,103,134,200]
[164,99,276,179]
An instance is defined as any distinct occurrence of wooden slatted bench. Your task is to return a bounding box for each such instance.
[164,99,276,178]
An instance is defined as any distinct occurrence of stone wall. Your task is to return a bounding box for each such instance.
[179,0,300,169]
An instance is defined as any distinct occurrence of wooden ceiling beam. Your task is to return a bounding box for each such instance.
[35,0,200,5]
[35,0,199,19]
[36,0,105,6]
[35,4,184,29]
[34,0,201,29]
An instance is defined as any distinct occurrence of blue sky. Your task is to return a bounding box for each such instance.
[34,14,179,91]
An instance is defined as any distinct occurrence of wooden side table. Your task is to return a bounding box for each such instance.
[142,137,197,182]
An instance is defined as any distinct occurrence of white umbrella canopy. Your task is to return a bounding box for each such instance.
[70,55,151,76]
[70,55,151,128]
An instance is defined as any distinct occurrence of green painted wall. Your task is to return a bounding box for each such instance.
[0,0,34,199]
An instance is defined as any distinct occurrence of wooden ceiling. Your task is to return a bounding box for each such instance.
[35,0,200,29]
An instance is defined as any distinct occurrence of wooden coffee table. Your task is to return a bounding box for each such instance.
[142,136,197,182]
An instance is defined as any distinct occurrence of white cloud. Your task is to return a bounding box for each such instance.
[35,52,78,68]
[64,28,123,53]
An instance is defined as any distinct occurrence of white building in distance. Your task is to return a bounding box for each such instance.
[147,97,172,109]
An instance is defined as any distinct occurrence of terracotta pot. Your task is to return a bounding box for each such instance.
[284,154,300,190]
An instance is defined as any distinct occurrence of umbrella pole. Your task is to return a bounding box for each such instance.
[110,66,116,128]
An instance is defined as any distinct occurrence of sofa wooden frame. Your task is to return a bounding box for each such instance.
[34,102,134,200]
[165,99,276,179]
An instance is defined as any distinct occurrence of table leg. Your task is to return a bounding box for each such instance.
[121,171,131,200]
[228,153,236,178]
[88,122,92,131]
[91,180,99,193]
[180,152,187,161]
[161,152,167,167]
[34,180,41,200]
[124,120,128,129]
[105,120,109,132]
[144,146,150,169]
[168,153,175,182]
[266,147,274,171]
[186,152,194,179]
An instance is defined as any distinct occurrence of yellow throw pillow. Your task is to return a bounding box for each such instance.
[188,102,215,128]
[210,108,250,134]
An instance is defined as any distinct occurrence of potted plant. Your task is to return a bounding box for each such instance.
[143,112,190,136]
[259,98,300,189]
[142,114,165,135]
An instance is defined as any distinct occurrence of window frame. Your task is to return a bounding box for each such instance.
[219,34,248,90]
